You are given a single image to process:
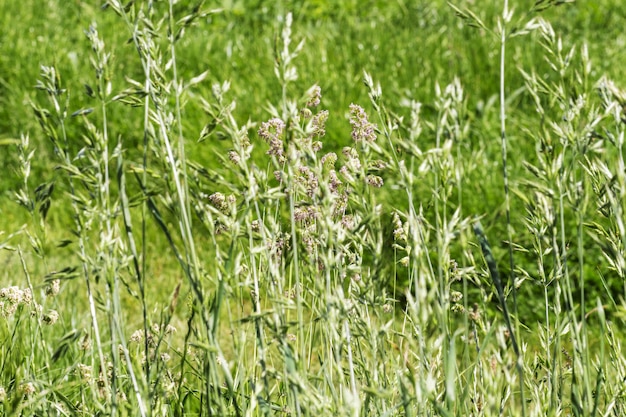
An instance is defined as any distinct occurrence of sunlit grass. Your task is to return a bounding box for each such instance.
[1,0,626,416]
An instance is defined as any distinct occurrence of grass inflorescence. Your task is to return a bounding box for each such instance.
[1,0,626,416]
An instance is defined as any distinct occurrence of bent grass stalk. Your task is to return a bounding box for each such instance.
[3,1,626,415]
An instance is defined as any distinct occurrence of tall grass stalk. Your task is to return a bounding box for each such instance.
[2,1,626,416]
[32,65,111,408]
[497,2,526,414]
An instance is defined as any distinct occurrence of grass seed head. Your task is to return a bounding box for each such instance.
[18,382,36,397]
[45,279,61,297]
[306,85,322,108]
[349,104,377,142]
[42,310,59,325]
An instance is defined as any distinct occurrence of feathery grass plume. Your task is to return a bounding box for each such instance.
[3,0,626,415]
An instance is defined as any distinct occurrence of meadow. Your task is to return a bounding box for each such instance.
[1,0,626,415]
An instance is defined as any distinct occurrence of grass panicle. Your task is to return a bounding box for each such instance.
[0,1,625,416]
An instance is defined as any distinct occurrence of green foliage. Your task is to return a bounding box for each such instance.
[0,0,626,416]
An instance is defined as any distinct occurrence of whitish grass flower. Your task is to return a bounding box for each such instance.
[1,301,17,317]
[321,152,337,168]
[45,279,60,297]
[342,147,361,172]
[329,170,342,194]
[43,310,59,325]
[451,304,465,314]
[340,214,354,230]
[338,166,354,184]
[310,110,329,138]
[312,140,323,152]
[369,159,386,170]
[393,212,407,242]
[293,207,307,222]
[208,192,227,212]
[130,329,144,343]
[469,304,481,323]
[19,382,36,397]
[333,194,348,217]
[268,233,290,260]
[21,288,32,304]
[0,386,5,402]
[349,104,377,142]
[77,364,92,381]
[294,206,318,222]
[258,118,286,162]
[80,335,92,351]
[449,260,460,280]
[366,175,384,188]
[300,108,313,119]
[306,84,322,108]
[0,286,24,304]
[117,390,127,403]
[302,226,316,254]
[228,150,241,164]
[298,166,319,197]
[97,374,108,398]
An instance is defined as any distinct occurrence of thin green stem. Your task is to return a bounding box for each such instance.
[498,3,525,412]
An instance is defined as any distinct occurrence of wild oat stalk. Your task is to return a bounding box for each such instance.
[32,65,112,411]
[449,1,531,412]
[496,4,528,413]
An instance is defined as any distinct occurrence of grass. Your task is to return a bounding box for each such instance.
[1,0,626,415]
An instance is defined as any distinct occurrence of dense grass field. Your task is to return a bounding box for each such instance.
[1,0,626,415]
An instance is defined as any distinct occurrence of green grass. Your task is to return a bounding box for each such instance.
[1,0,626,415]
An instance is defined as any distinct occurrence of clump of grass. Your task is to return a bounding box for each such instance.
[1,1,626,416]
